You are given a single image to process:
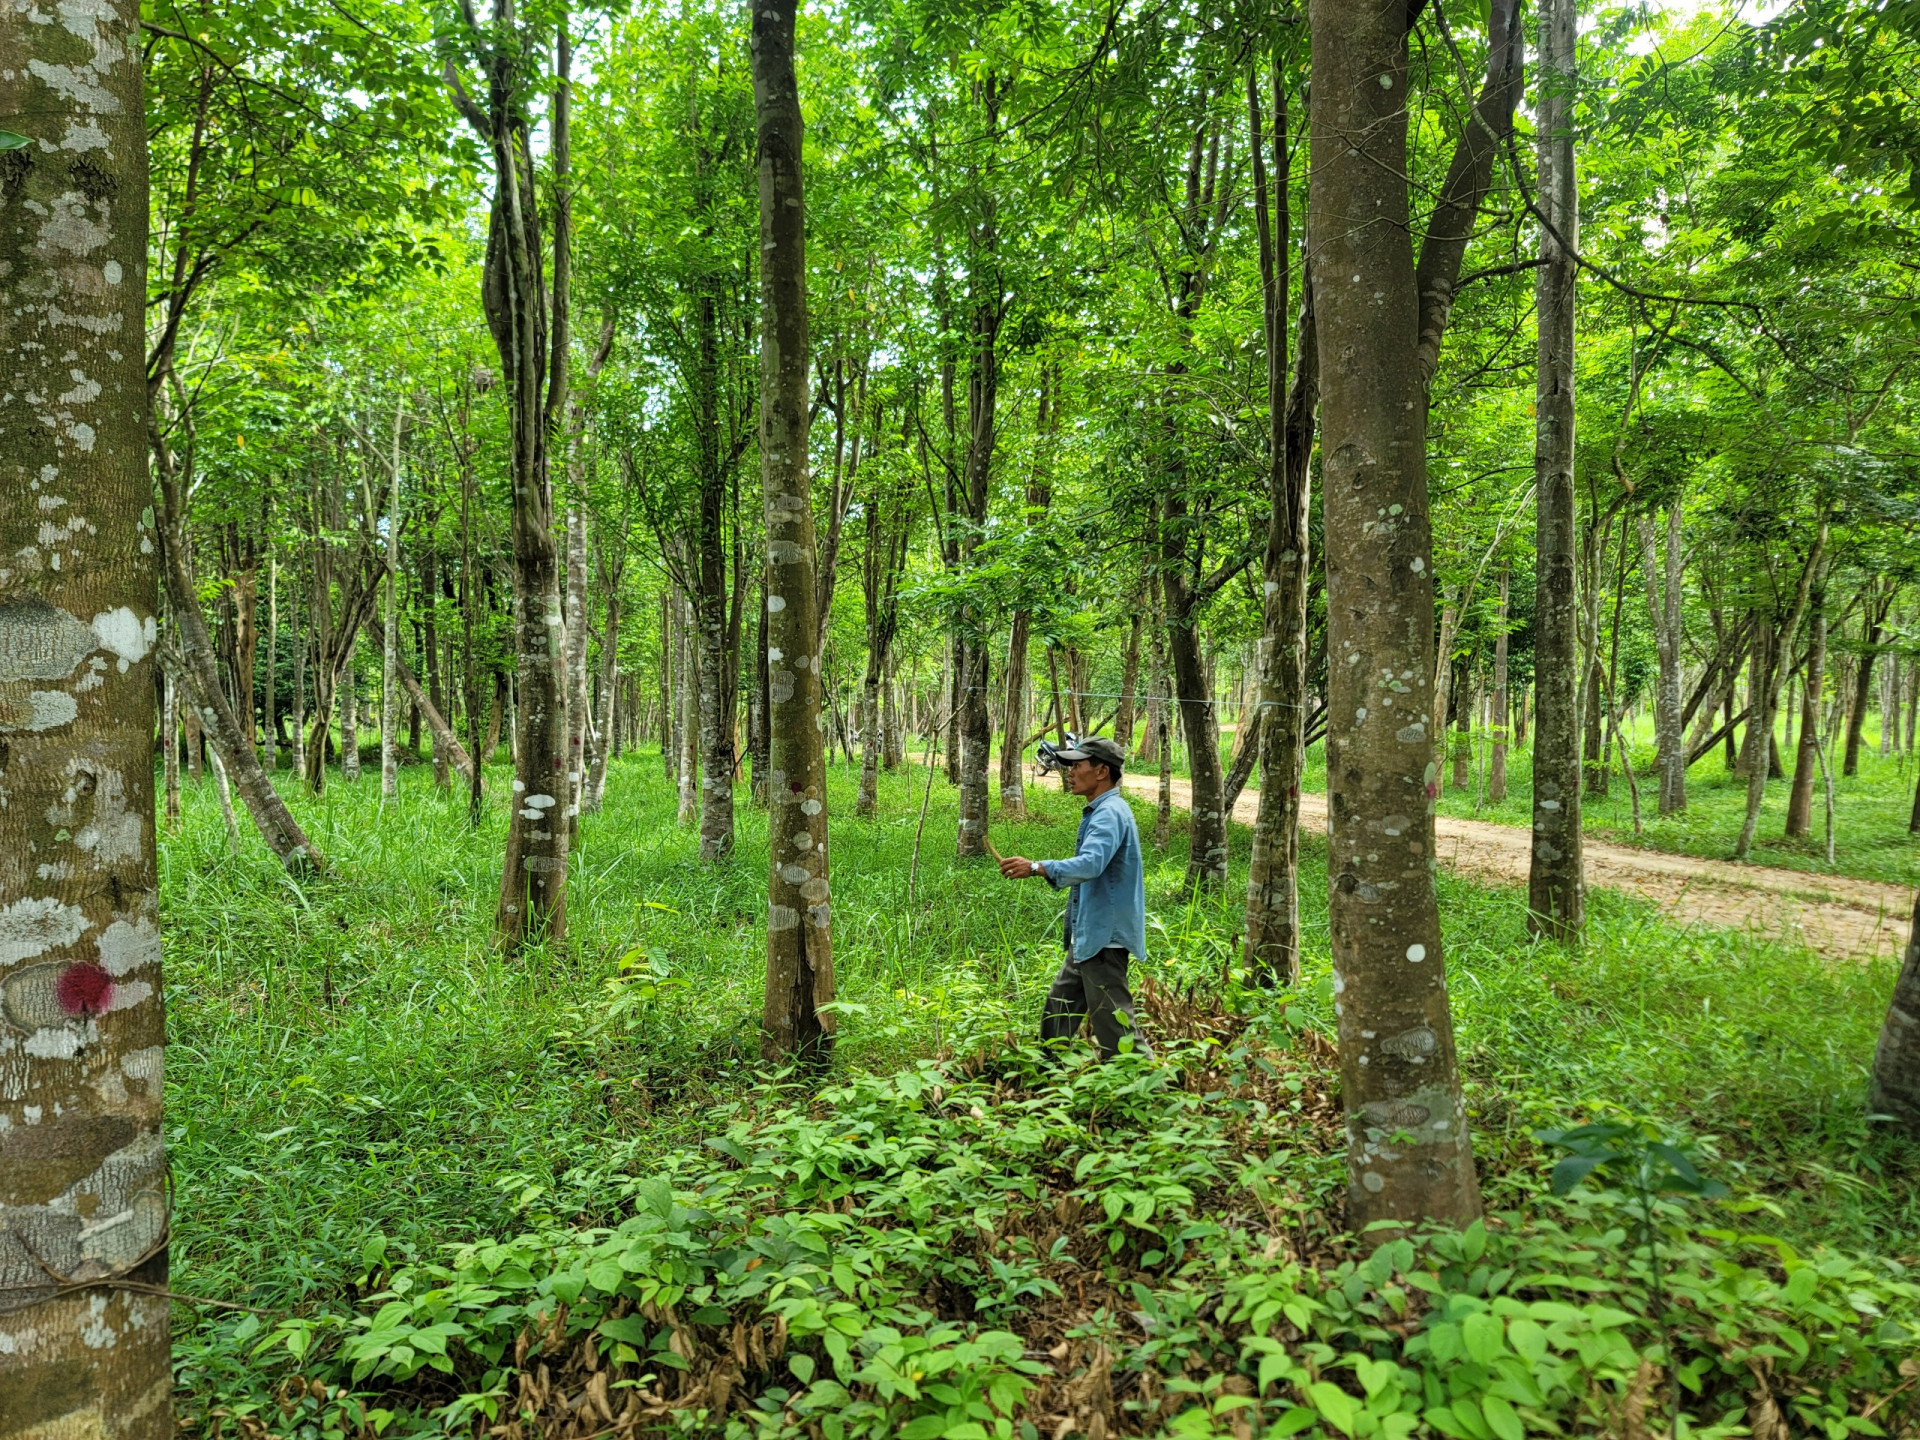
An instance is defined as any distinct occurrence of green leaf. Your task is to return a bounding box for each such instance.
[598,1315,649,1345]
[0,130,28,151]
[1786,1267,1818,1305]
[585,1259,624,1293]
[1309,1381,1359,1438]
[1462,1312,1505,1366]
[1480,1395,1525,1440]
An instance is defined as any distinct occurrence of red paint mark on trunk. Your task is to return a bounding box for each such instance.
[56,962,113,1017]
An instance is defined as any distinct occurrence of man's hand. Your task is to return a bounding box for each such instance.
[998,856,1037,880]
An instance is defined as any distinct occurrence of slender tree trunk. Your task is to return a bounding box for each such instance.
[464,12,574,947]
[380,406,402,800]
[1845,598,1886,777]
[1307,0,1517,1230]
[1639,505,1686,814]
[565,497,590,829]
[210,746,241,850]
[585,586,619,813]
[755,0,834,1062]
[1451,660,1473,790]
[945,641,963,785]
[999,611,1030,818]
[340,641,361,782]
[1529,0,1584,939]
[660,590,675,780]
[1737,526,1826,860]
[1243,57,1317,986]
[1489,566,1510,803]
[265,548,280,772]
[750,584,770,804]
[291,574,307,770]
[1786,572,1827,838]
[155,445,323,869]
[1869,893,1920,1139]
[1115,609,1143,752]
[164,664,182,826]
[1166,596,1228,887]
[426,552,450,790]
[0,2,172,1414]
[677,589,700,823]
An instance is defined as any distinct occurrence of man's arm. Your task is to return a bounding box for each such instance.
[1031,803,1125,887]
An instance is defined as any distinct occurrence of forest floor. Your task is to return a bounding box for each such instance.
[1127,772,1914,959]
[165,756,1918,1437]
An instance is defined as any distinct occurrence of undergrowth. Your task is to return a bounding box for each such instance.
[162,754,1918,1438]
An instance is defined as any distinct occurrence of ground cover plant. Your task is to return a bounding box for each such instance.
[164,758,1919,1438]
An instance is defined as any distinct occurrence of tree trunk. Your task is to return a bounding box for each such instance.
[456,9,575,947]
[380,405,402,800]
[660,590,676,780]
[565,495,590,830]
[1845,597,1888,777]
[1869,893,1920,1139]
[1639,505,1686,814]
[1166,596,1228,887]
[0,0,172,1412]
[585,580,620,814]
[750,584,770,804]
[265,548,279,773]
[1115,609,1143,752]
[755,0,835,1063]
[340,642,361,781]
[1529,0,1584,940]
[155,443,323,870]
[1786,572,1826,838]
[1489,566,1510,803]
[164,664,182,826]
[945,641,963,785]
[1307,0,1518,1230]
[1243,56,1318,985]
[1451,660,1473,790]
[1736,527,1825,860]
[998,611,1030,819]
[677,589,700,823]
[426,551,450,790]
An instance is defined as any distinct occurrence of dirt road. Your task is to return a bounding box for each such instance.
[1123,772,1913,960]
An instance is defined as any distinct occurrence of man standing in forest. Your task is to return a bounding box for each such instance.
[998,738,1152,1060]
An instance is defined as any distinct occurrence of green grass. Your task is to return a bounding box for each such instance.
[163,749,1916,1430]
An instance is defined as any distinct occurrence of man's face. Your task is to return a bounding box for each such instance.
[1067,758,1110,797]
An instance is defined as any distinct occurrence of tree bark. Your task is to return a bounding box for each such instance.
[1242,54,1318,986]
[0,0,172,1415]
[1844,586,1894,777]
[1639,505,1686,814]
[265,548,279,772]
[585,538,622,814]
[1786,570,1826,838]
[1869,892,1920,1139]
[451,7,574,946]
[164,664,182,826]
[377,403,402,799]
[340,639,361,782]
[1736,526,1825,860]
[1489,566,1510,803]
[155,442,323,871]
[1529,0,1584,940]
[1115,609,1143,752]
[998,613,1030,818]
[755,0,835,1063]
[677,588,700,823]
[1308,0,1513,1230]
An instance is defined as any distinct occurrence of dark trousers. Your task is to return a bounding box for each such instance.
[1042,947,1151,1059]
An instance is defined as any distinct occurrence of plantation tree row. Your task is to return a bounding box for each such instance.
[8,0,1920,1427]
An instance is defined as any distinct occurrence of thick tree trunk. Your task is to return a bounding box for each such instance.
[1489,566,1510,803]
[1786,575,1827,838]
[1869,893,1920,1139]
[755,0,835,1063]
[1529,0,1584,940]
[750,585,770,804]
[0,3,172,1417]
[1243,57,1317,985]
[1307,0,1516,1231]
[695,484,735,860]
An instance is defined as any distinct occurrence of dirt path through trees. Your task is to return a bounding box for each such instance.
[1125,773,1911,959]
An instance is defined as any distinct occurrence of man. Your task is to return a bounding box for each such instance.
[998,736,1152,1060]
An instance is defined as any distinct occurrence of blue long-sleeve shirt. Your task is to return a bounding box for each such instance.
[1039,786,1147,962]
